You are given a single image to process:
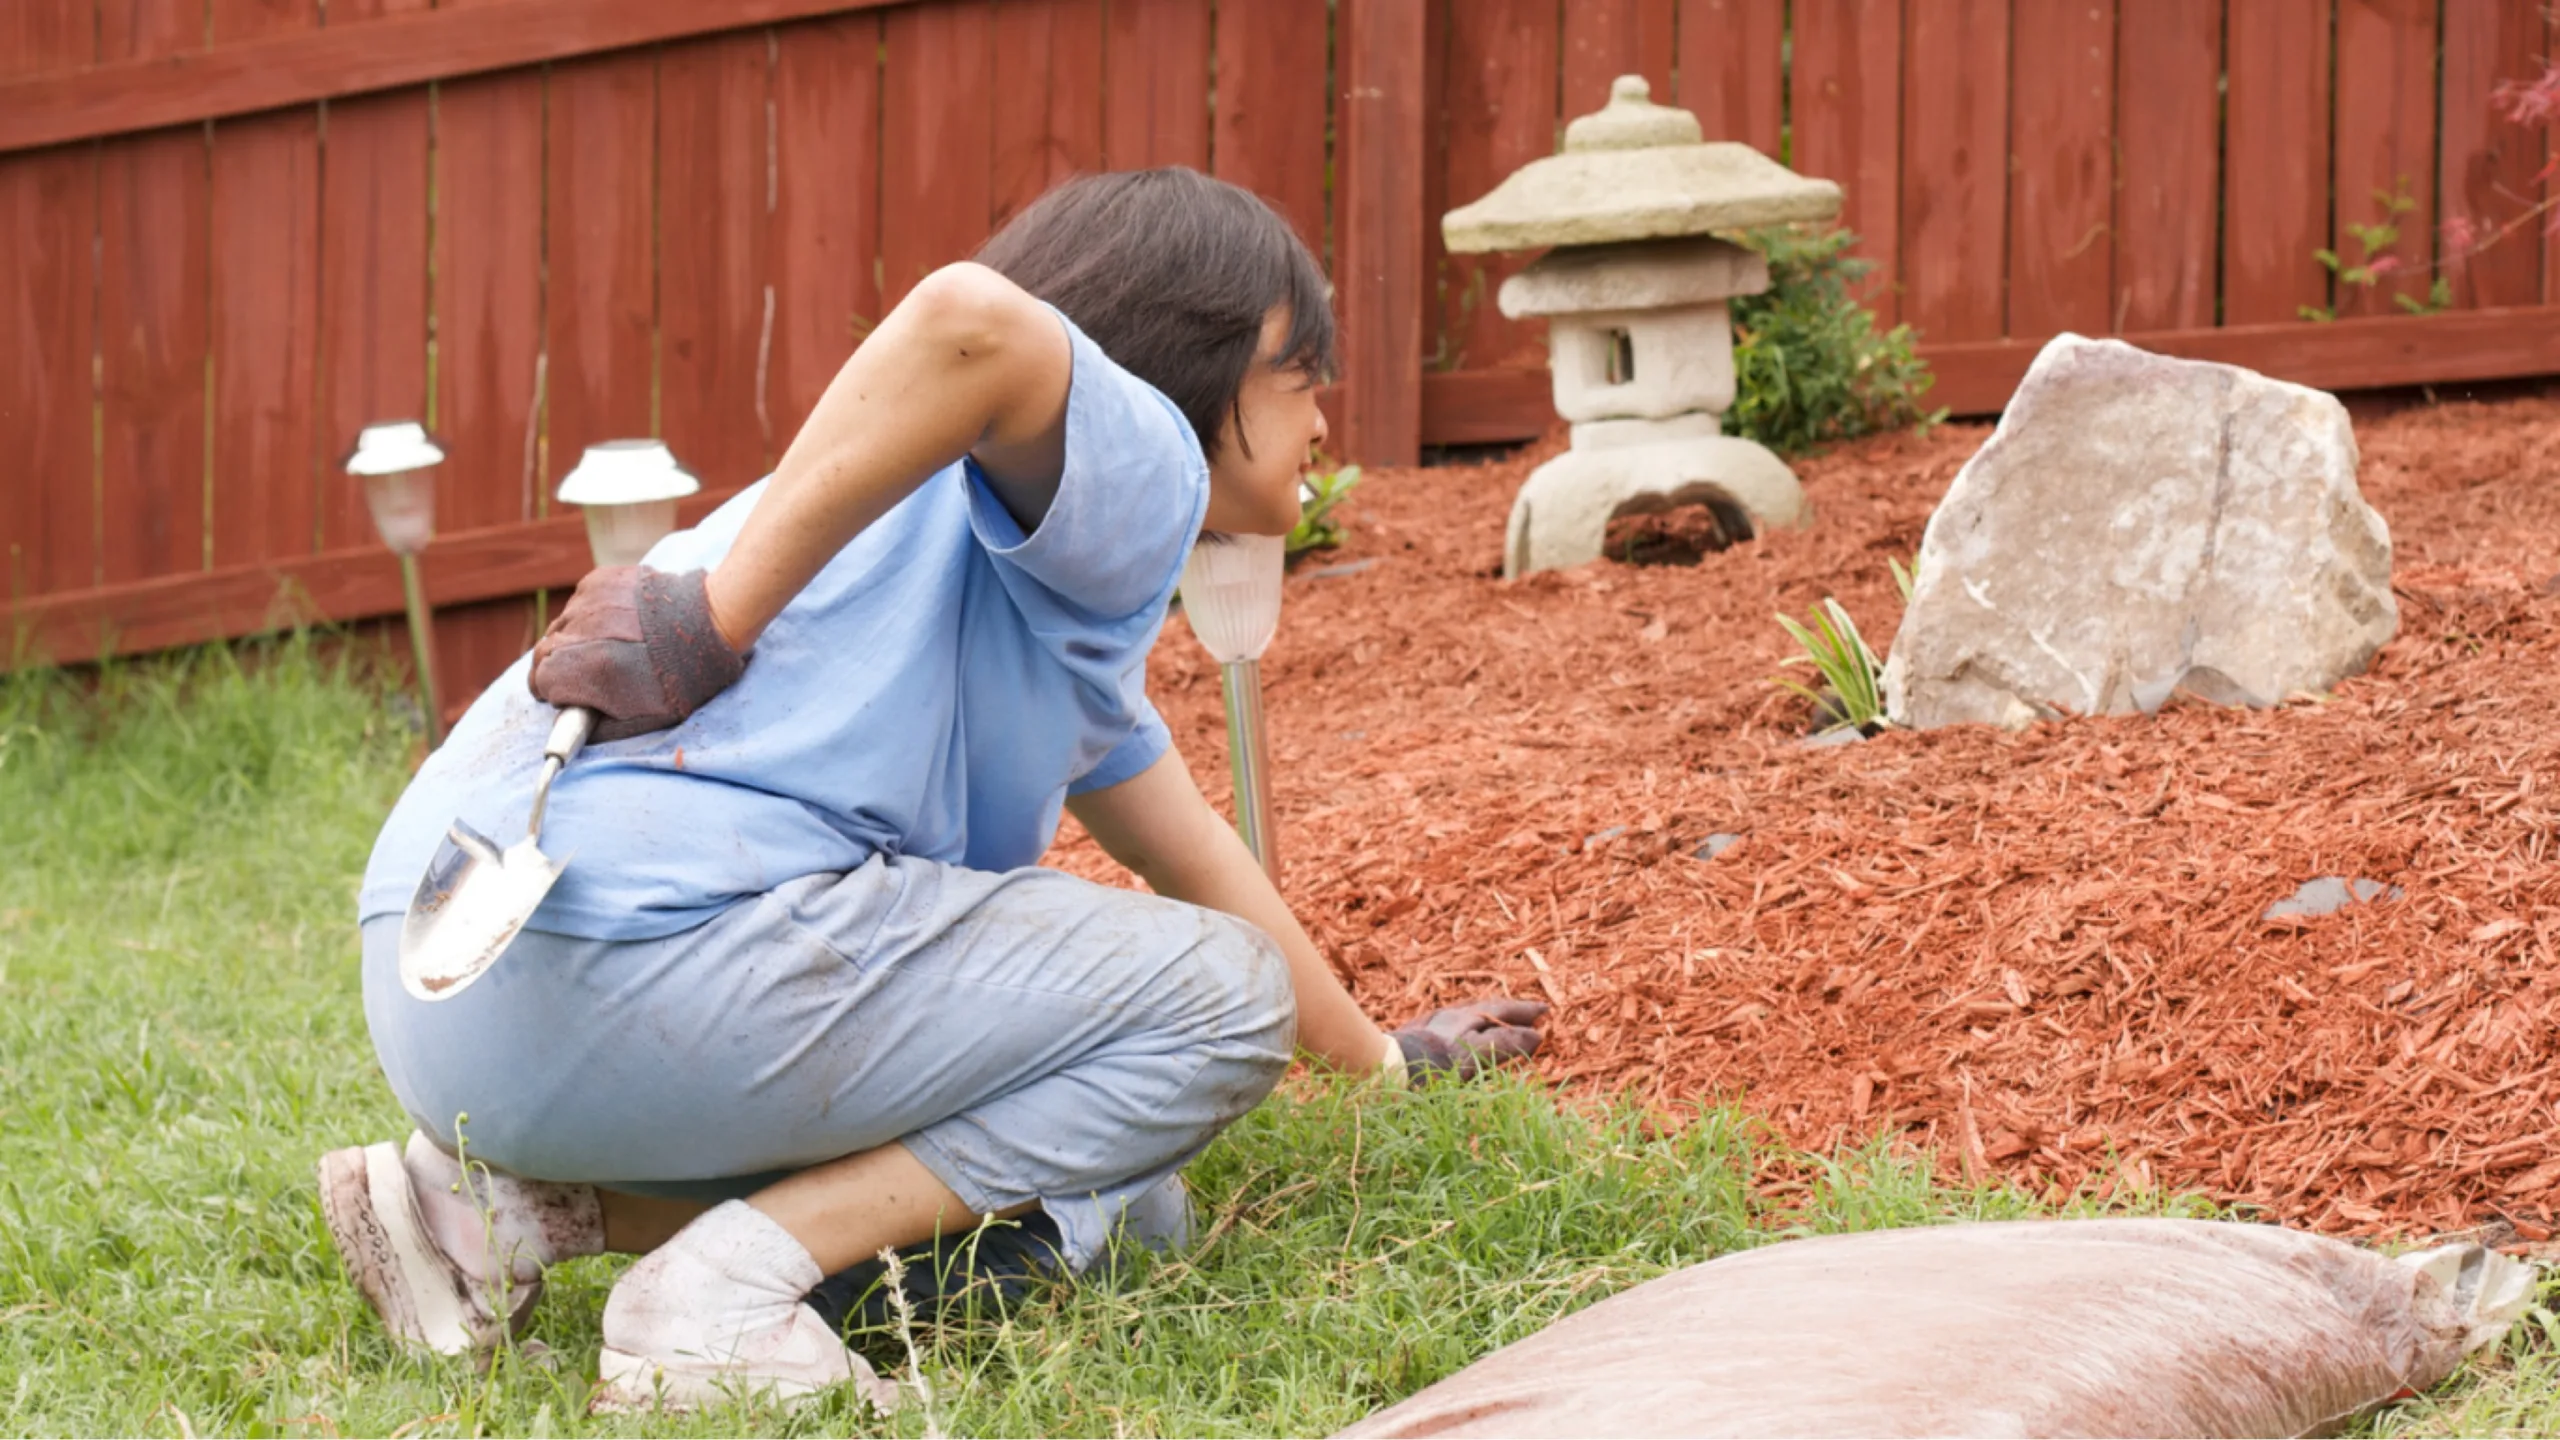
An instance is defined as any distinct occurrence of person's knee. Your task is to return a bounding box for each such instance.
[1191,912,1296,1094]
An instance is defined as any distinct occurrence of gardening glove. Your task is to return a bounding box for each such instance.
[527,566,744,742]
[1389,998,1548,1085]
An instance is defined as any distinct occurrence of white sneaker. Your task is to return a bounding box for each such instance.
[593,1200,899,1415]
[316,1140,541,1354]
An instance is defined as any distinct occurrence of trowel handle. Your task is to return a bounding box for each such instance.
[525,706,594,843]
[544,705,596,765]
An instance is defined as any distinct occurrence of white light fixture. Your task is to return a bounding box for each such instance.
[1178,533,1288,882]
[343,420,449,744]
[556,439,701,568]
[346,420,445,556]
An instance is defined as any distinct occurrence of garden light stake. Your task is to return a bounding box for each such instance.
[1178,532,1286,881]
[345,421,449,745]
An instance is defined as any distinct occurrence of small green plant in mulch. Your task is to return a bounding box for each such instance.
[1771,597,1888,734]
[1727,225,1944,457]
[1287,462,1362,556]
[1769,559,1914,735]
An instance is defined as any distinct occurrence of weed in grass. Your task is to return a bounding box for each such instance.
[2,640,2552,1435]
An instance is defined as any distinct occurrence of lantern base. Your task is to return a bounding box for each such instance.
[582,499,682,569]
[1503,425,1811,578]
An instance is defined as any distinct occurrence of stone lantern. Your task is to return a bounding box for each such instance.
[1443,76,1844,577]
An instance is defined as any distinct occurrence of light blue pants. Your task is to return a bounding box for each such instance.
[360,856,1298,1273]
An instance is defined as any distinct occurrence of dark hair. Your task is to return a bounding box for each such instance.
[975,168,1336,461]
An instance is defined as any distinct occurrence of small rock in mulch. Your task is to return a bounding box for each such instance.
[2264,876,2405,920]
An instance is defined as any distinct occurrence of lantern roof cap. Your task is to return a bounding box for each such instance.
[556,439,702,506]
[344,420,446,476]
[1442,75,1842,255]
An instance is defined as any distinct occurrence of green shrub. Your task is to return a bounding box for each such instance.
[1726,226,1942,456]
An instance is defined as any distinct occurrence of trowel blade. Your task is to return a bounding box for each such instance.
[396,818,568,1003]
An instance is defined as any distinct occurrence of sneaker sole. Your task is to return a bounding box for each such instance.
[317,1142,536,1355]
[590,1346,844,1414]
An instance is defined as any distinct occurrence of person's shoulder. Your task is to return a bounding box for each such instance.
[1052,313,1204,473]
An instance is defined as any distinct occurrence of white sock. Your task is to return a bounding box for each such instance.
[602,1200,825,1361]
[402,1132,604,1285]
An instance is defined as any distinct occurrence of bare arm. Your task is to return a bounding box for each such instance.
[1067,749,1393,1074]
[702,262,1074,650]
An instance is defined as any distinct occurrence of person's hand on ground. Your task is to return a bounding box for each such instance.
[1389,998,1548,1084]
[527,566,745,742]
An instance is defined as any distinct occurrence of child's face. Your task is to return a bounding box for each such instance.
[1202,307,1328,536]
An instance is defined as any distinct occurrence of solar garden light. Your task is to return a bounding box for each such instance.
[345,420,449,745]
[555,439,701,568]
[1178,532,1286,882]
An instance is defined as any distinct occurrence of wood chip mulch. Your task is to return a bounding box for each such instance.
[1053,390,2560,1239]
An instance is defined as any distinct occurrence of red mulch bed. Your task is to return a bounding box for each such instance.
[1053,391,2560,1239]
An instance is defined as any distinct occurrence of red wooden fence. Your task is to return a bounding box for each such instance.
[2,0,2556,718]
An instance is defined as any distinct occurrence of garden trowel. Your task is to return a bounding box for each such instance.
[397,705,594,1002]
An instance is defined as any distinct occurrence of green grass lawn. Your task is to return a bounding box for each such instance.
[1,642,2552,1436]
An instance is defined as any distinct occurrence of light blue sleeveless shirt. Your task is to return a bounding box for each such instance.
[358,312,1207,941]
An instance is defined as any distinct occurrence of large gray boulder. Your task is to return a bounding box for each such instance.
[1883,335,2396,729]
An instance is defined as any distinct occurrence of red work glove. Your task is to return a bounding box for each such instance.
[527,566,745,742]
[1390,998,1549,1085]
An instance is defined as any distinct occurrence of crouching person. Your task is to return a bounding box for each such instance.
[318,168,1548,1411]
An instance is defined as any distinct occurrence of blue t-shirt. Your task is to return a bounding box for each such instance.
[358,311,1208,941]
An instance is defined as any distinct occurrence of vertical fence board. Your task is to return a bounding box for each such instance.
[2539,6,2560,308]
[1899,0,2009,343]
[2438,0,2547,309]
[2113,0,2219,331]
[1440,0,1558,370]
[1675,0,1784,155]
[0,144,95,600]
[658,30,772,487]
[547,50,656,460]
[1793,0,1903,323]
[316,0,430,554]
[1212,0,1329,256]
[2224,0,2333,324]
[770,12,880,448]
[1420,0,1450,375]
[1046,0,1106,181]
[1562,0,1675,113]
[439,1,551,709]
[2331,0,2439,316]
[0,1,95,600]
[881,2,992,303]
[1336,0,1425,464]
[208,0,323,568]
[991,0,1060,228]
[0,3,88,78]
[2005,0,2111,336]
[315,132,427,549]
[97,3,209,585]
[986,0,1103,224]
[1103,0,1209,170]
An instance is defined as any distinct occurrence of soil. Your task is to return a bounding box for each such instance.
[1051,391,2560,1239]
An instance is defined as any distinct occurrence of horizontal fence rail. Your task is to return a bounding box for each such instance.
[2,0,2555,712]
